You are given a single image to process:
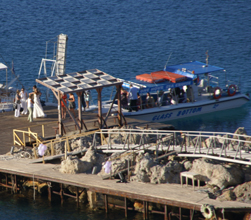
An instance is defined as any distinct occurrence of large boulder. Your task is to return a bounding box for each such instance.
[59,147,105,174]
[233,181,251,203]
[190,158,244,188]
[150,160,182,184]
[59,156,86,174]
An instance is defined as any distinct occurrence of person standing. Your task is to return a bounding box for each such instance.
[127,84,138,112]
[137,92,142,110]
[32,88,46,118]
[61,92,67,119]
[84,90,90,109]
[20,87,28,115]
[27,94,34,122]
[14,90,21,117]
[82,91,86,111]
[68,93,76,118]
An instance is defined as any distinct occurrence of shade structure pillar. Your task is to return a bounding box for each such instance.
[77,92,82,131]
[116,85,122,126]
[57,91,62,135]
[96,88,102,128]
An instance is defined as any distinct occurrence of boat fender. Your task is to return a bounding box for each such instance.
[213,87,222,99]
[228,84,237,96]
[200,204,214,219]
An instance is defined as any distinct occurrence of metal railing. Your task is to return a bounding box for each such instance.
[93,129,251,163]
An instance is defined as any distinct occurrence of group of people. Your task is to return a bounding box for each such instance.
[121,84,165,111]
[121,85,139,112]
[14,85,46,122]
[60,90,91,120]
[14,87,92,122]
[121,84,191,111]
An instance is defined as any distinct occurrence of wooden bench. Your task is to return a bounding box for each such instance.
[180,171,201,190]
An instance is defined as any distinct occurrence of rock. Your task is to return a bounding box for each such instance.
[59,146,105,174]
[234,127,247,137]
[79,190,88,203]
[59,156,85,174]
[232,127,247,146]
[233,181,251,203]
[23,180,40,188]
[190,158,244,188]
[135,170,150,182]
[183,161,192,171]
[38,182,48,194]
[87,190,97,209]
[134,200,144,211]
[216,190,236,202]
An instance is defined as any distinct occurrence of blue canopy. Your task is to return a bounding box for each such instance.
[164,61,224,77]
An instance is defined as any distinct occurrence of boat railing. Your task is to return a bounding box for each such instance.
[208,74,219,86]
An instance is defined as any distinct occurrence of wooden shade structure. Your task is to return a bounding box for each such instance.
[36,69,123,135]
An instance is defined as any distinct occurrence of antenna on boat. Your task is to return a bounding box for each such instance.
[164,52,173,70]
[205,51,209,67]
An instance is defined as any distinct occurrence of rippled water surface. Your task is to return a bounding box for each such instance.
[1,0,251,218]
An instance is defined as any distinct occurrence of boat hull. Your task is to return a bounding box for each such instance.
[123,94,250,122]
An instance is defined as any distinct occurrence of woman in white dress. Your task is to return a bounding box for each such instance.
[20,87,28,115]
[32,88,46,118]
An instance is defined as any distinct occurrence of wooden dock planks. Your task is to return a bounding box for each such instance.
[0,159,251,212]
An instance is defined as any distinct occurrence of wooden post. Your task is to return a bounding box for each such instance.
[143,201,146,220]
[96,88,102,128]
[42,124,45,138]
[52,90,62,135]
[116,85,122,127]
[76,187,79,207]
[164,205,168,220]
[48,182,51,202]
[179,207,182,220]
[60,183,64,205]
[14,175,17,193]
[104,194,108,213]
[124,197,128,218]
[57,91,62,135]
[77,92,82,131]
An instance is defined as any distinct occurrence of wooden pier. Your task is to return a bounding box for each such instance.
[0,106,173,155]
[1,109,251,219]
[0,158,251,220]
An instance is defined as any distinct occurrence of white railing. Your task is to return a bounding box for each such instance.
[93,129,251,163]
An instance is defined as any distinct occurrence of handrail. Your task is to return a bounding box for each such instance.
[95,129,251,163]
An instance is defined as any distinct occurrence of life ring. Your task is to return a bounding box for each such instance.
[228,84,237,96]
[213,87,222,99]
[200,204,214,219]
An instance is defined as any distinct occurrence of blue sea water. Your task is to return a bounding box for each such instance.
[1,0,251,218]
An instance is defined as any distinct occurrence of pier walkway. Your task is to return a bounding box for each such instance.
[0,106,173,155]
[0,158,251,217]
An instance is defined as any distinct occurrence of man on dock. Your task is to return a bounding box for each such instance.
[128,84,138,112]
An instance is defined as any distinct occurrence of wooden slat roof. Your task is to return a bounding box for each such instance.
[36,69,123,94]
